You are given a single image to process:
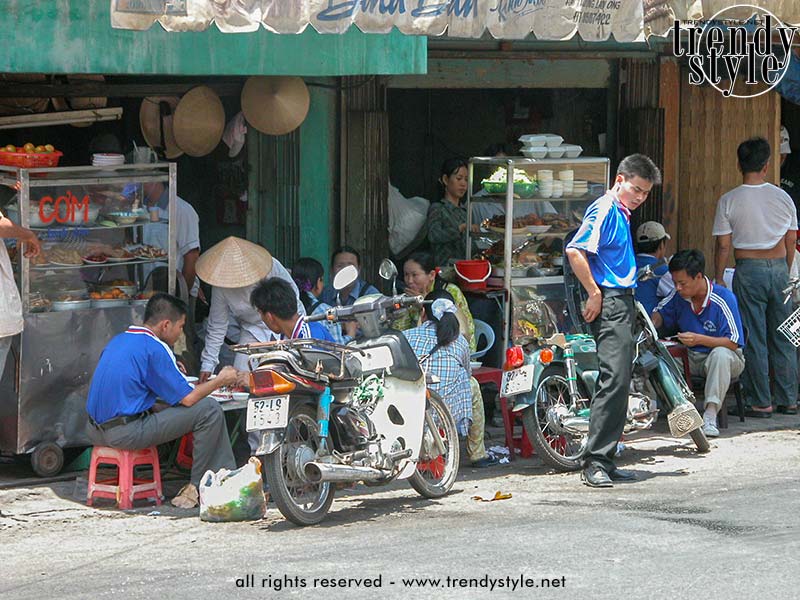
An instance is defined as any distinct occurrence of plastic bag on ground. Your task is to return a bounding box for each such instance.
[199,456,266,522]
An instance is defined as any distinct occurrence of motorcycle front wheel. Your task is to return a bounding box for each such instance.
[409,390,460,498]
[522,365,587,472]
[263,403,335,526]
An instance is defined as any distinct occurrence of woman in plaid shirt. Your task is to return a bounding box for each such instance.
[403,290,472,436]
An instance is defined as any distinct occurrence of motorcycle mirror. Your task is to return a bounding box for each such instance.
[378,258,398,281]
[333,265,359,291]
[378,258,399,294]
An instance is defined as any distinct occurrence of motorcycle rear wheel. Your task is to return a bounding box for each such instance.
[689,428,710,453]
[522,365,586,472]
[264,403,335,526]
[409,390,460,498]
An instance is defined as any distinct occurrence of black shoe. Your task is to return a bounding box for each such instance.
[471,455,500,468]
[581,466,613,488]
[776,405,798,415]
[608,468,637,482]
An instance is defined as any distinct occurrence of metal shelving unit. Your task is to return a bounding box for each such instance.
[466,156,610,352]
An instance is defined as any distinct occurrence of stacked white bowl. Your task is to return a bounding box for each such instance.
[559,170,574,196]
[552,180,564,198]
[537,169,553,198]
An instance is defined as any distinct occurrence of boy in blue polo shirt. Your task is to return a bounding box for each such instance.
[653,250,745,438]
[566,153,662,488]
[86,293,241,508]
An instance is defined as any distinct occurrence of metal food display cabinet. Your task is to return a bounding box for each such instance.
[0,163,176,476]
[466,156,611,351]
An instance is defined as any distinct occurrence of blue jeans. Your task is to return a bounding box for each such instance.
[0,336,11,382]
[733,258,798,409]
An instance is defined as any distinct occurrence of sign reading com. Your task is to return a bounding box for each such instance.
[672,4,797,98]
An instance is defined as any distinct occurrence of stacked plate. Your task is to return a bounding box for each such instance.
[92,153,125,167]
[537,169,553,198]
[572,180,589,196]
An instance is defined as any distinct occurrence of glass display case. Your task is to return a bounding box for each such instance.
[466,157,610,350]
[0,163,177,474]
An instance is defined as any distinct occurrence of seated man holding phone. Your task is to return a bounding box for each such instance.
[652,250,746,438]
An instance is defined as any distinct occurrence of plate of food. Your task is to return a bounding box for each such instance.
[83,253,109,265]
[47,248,83,266]
[126,244,168,260]
[526,225,552,234]
[107,248,136,262]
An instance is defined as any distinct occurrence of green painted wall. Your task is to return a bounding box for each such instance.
[299,85,337,265]
[0,1,426,76]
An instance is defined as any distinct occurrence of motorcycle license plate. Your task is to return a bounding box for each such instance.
[501,365,535,397]
[246,396,289,432]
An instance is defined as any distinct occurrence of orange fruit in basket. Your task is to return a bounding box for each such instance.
[44,144,54,153]
[34,145,45,153]
[23,143,34,152]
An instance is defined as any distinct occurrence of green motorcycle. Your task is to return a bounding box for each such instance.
[504,263,709,472]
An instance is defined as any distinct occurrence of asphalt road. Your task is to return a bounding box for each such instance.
[1,417,799,600]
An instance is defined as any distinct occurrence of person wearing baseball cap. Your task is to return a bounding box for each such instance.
[634,221,671,314]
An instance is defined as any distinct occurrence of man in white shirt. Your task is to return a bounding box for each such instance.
[712,136,799,417]
[142,182,202,370]
[0,208,41,381]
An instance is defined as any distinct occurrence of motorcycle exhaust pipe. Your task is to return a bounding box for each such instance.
[304,462,385,484]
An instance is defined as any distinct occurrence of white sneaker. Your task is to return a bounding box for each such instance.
[701,422,720,438]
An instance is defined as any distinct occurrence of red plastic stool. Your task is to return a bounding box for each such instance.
[176,433,194,470]
[499,397,534,460]
[87,446,163,510]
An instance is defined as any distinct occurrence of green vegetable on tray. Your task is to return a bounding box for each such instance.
[481,167,537,198]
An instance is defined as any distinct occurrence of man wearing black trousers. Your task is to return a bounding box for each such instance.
[566,154,662,488]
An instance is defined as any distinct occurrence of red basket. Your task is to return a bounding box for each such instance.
[0,150,63,169]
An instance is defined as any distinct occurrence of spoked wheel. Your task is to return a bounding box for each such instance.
[263,404,334,526]
[409,390,460,498]
[522,366,586,472]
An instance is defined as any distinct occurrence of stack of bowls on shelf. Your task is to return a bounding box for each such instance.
[559,170,574,196]
[537,169,553,197]
[92,153,125,167]
[552,180,564,198]
[572,180,589,197]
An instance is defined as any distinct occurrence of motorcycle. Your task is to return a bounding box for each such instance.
[234,264,460,526]
[505,259,709,472]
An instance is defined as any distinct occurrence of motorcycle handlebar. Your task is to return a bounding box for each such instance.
[304,294,424,323]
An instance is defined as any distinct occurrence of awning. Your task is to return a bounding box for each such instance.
[110,0,649,42]
[0,3,425,76]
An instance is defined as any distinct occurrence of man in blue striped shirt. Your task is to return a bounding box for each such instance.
[566,154,662,488]
[653,250,745,438]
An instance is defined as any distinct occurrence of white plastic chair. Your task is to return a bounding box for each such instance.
[470,319,495,361]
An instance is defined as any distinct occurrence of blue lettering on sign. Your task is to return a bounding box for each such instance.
[491,0,546,22]
[316,0,476,21]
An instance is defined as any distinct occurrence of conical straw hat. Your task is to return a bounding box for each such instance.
[140,96,183,159]
[241,76,310,136]
[173,85,225,157]
[196,236,273,288]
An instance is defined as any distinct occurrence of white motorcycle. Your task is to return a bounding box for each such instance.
[235,265,460,526]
